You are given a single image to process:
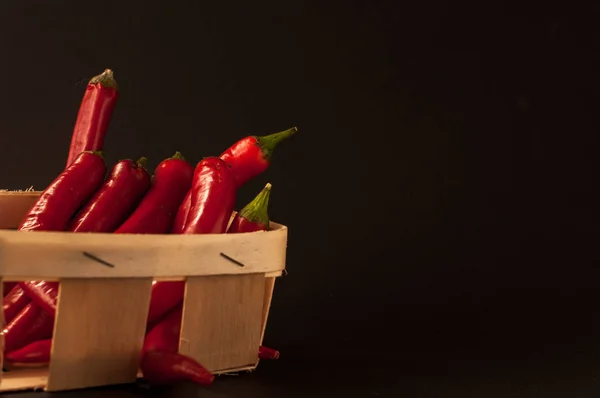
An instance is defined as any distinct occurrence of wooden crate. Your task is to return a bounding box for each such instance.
[0,191,287,392]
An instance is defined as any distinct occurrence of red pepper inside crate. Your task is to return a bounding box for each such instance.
[147,157,237,322]
[227,182,272,233]
[18,150,107,232]
[66,69,119,167]
[143,303,183,354]
[115,152,193,234]
[17,281,58,318]
[3,303,54,353]
[170,190,192,234]
[4,338,52,366]
[4,150,107,353]
[174,127,297,228]
[219,127,297,188]
[227,183,282,360]
[181,157,237,235]
[68,157,151,233]
[3,285,31,324]
[146,281,185,329]
[111,152,193,327]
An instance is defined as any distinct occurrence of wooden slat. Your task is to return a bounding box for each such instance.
[46,278,152,391]
[0,191,39,229]
[0,369,48,392]
[0,225,287,279]
[179,274,265,371]
[260,277,277,344]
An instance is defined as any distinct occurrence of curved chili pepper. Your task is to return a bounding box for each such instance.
[258,345,280,360]
[11,151,105,348]
[174,127,297,229]
[146,281,185,328]
[143,303,182,354]
[3,285,31,324]
[141,351,214,387]
[4,338,52,365]
[18,150,107,232]
[3,303,54,353]
[158,158,236,321]
[219,127,297,188]
[227,183,272,233]
[181,157,236,235]
[115,152,193,234]
[66,69,119,167]
[68,157,151,232]
[17,281,58,318]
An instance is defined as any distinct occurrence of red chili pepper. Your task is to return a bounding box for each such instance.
[3,303,54,353]
[143,303,182,354]
[17,281,58,318]
[10,151,105,348]
[66,69,119,167]
[158,158,236,321]
[174,128,296,227]
[115,152,193,234]
[146,281,185,328]
[170,190,192,234]
[3,285,31,324]
[181,157,236,235]
[227,183,272,233]
[18,150,107,232]
[68,157,151,233]
[141,351,214,387]
[4,338,52,365]
[258,345,280,360]
[219,127,297,188]
[3,282,18,295]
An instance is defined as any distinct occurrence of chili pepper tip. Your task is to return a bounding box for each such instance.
[88,68,118,90]
[256,127,298,161]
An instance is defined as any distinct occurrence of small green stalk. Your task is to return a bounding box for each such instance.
[239,183,272,228]
[256,127,298,161]
[89,69,118,89]
[170,151,186,161]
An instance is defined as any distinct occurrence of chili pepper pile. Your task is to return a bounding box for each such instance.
[2,68,294,388]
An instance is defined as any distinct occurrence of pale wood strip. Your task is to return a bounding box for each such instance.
[1,273,284,282]
[179,274,265,372]
[0,226,287,279]
[260,277,277,344]
[0,191,40,230]
[0,368,48,392]
[46,278,152,391]
[0,363,261,392]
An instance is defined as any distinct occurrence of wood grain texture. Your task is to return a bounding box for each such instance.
[0,368,47,392]
[260,277,277,344]
[0,225,287,279]
[0,191,288,392]
[0,191,39,230]
[46,278,152,391]
[179,274,266,371]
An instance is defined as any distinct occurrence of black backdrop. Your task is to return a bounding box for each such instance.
[1,1,599,397]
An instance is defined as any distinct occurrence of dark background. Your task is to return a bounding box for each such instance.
[1,1,599,396]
